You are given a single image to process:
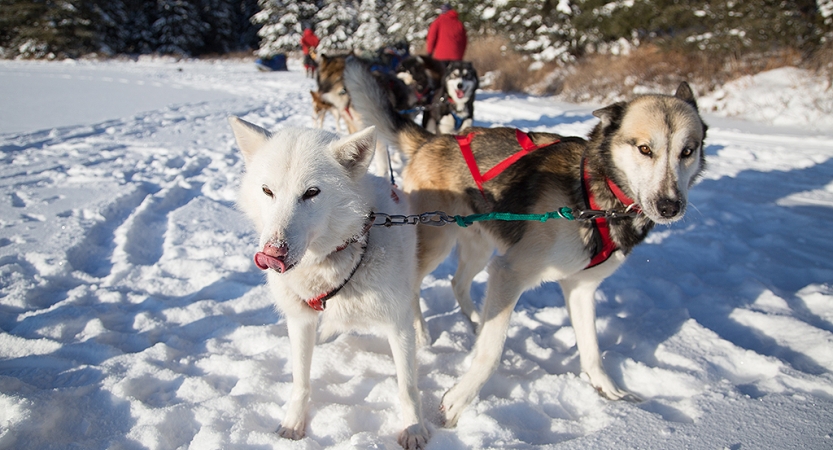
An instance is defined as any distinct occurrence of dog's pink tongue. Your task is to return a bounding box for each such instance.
[456,89,465,99]
[254,243,288,273]
[254,252,285,272]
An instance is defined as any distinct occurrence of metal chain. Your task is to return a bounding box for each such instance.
[370,211,453,227]
[370,207,639,228]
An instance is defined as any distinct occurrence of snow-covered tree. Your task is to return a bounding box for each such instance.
[314,0,358,53]
[252,0,318,56]
[354,0,386,52]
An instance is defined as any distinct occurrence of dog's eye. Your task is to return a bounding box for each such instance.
[302,187,320,200]
[338,88,347,95]
[681,146,695,158]
[637,144,652,156]
[262,185,274,198]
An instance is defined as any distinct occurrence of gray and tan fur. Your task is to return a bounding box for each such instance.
[344,57,707,427]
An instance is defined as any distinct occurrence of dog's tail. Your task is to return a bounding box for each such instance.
[344,57,432,158]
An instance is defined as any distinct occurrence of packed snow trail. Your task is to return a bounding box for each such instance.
[1,58,832,449]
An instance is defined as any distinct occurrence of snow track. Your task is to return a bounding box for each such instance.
[1,58,832,449]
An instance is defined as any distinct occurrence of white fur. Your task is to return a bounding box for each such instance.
[229,117,429,448]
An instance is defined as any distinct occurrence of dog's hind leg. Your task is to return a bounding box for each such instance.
[440,253,529,427]
[451,230,491,330]
[331,108,343,132]
[560,274,640,402]
[386,324,430,449]
[278,315,317,440]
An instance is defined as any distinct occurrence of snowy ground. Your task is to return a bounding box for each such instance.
[1,57,832,449]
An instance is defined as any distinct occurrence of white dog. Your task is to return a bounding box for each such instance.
[229,117,429,449]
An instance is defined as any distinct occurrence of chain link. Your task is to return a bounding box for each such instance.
[370,211,454,227]
[575,206,641,221]
[370,207,639,228]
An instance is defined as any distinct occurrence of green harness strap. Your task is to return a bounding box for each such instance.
[452,207,576,227]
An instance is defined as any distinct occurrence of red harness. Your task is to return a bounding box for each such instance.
[455,129,638,269]
[581,159,638,268]
[455,128,556,195]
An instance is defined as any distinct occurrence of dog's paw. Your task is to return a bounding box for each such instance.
[583,369,642,402]
[439,385,476,428]
[597,384,642,403]
[397,423,429,449]
[277,421,306,440]
[277,425,305,440]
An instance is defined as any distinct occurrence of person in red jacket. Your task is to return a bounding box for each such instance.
[426,4,467,63]
[301,26,320,78]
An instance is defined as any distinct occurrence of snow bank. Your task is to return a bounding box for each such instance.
[1,59,832,449]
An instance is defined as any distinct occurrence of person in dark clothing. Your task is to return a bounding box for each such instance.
[301,26,320,78]
[426,4,467,63]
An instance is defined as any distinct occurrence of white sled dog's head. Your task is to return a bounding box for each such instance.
[229,117,376,273]
[594,83,707,224]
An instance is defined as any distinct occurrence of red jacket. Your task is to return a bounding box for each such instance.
[426,10,467,61]
[301,29,319,55]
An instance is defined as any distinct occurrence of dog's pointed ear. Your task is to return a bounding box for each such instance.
[592,102,626,129]
[332,126,376,177]
[674,82,699,111]
[228,116,271,164]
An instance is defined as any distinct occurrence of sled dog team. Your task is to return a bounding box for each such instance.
[230,57,707,448]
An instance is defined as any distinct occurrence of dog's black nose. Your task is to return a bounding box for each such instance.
[457,83,463,89]
[657,199,682,218]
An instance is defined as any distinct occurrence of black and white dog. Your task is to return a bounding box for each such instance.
[429,61,478,134]
[396,55,445,128]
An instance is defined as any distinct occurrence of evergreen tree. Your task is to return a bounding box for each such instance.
[152,0,208,56]
[253,0,318,56]
[0,0,99,58]
[199,0,239,54]
[486,0,577,61]
[386,0,442,44]
[315,0,358,53]
[354,0,386,52]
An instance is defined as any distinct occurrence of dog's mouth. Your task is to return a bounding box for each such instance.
[254,242,294,273]
[455,89,466,99]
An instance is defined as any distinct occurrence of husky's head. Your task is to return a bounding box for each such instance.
[318,55,351,112]
[229,117,376,273]
[444,61,478,105]
[594,82,707,225]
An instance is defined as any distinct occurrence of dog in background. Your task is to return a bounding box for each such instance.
[344,57,707,427]
[428,61,478,134]
[229,117,429,448]
[395,55,445,128]
[317,54,416,176]
[317,54,415,134]
[310,90,345,132]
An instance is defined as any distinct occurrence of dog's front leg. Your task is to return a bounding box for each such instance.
[560,277,639,402]
[440,259,526,427]
[372,140,391,177]
[387,325,429,449]
[331,108,343,132]
[278,315,317,440]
